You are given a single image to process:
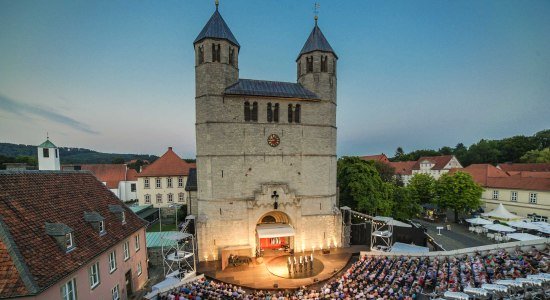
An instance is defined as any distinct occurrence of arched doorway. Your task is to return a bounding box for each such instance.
[256,211,294,257]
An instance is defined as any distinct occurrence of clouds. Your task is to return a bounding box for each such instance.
[0,93,99,135]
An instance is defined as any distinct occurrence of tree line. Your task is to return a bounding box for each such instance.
[392,129,549,165]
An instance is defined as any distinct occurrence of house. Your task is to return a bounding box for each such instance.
[0,171,148,299]
[452,164,550,222]
[136,147,195,208]
[359,153,390,163]
[62,164,139,202]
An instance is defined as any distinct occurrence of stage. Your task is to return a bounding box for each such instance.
[197,245,368,289]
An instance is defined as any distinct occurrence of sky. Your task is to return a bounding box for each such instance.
[1,0,549,158]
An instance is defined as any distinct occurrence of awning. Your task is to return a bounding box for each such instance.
[507,233,544,241]
[256,223,295,238]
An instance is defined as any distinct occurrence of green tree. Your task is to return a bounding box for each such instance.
[407,173,436,204]
[394,147,404,159]
[391,185,421,220]
[467,139,500,165]
[435,172,483,222]
[498,135,538,163]
[534,129,550,149]
[453,143,468,165]
[438,146,453,155]
[372,161,396,183]
[111,157,126,164]
[520,148,550,163]
[337,157,392,215]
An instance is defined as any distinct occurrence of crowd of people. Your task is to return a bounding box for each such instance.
[157,244,549,300]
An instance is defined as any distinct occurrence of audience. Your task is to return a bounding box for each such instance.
[157,245,549,300]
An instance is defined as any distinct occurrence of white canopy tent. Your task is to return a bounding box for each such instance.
[390,242,429,253]
[482,203,523,221]
[373,216,412,228]
[506,221,541,230]
[256,223,295,238]
[466,217,493,225]
[507,233,544,241]
[484,223,516,233]
[532,222,550,234]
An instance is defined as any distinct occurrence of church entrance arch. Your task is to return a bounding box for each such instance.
[256,211,294,257]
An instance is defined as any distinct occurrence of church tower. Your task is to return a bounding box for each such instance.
[37,138,60,171]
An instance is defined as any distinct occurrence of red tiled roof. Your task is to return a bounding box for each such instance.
[388,161,416,175]
[451,164,550,191]
[61,164,138,189]
[137,147,195,177]
[518,171,550,179]
[359,154,389,163]
[126,168,139,181]
[449,164,508,186]
[0,240,27,298]
[412,155,456,170]
[497,163,550,173]
[0,171,147,297]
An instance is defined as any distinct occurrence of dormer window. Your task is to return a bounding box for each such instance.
[99,220,105,233]
[66,232,74,249]
[46,222,75,252]
[122,212,126,224]
[84,211,106,236]
[109,205,126,224]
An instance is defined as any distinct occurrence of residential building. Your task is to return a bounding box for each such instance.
[62,164,139,202]
[452,164,550,222]
[136,147,195,208]
[0,171,148,299]
[360,153,390,163]
[37,138,60,171]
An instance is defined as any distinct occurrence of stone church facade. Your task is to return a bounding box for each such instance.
[193,4,341,261]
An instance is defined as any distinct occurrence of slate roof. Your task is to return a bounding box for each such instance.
[137,147,195,177]
[0,171,147,298]
[38,139,56,148]
[185,168,197,192]
[225,79,319,100]
[298,24,337,60]
[194,7,239,47]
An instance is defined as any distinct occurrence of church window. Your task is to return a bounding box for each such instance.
[244,101,251,121]
[273,103,279,122]
[156,194,162,203]
[288,104,293,123]
[321,56,328,72]
[212,43,221,62]
[229,47,235,66]
[198,45,204,64]
[295,104,301,123]
[251,102,258,122]
[43,148,49,158]
[267,103,273,122]
[306,56,313,73]
[297,61,301,77]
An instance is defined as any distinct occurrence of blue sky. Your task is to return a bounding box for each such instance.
[1,0,549,158]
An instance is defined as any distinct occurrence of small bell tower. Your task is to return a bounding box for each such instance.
[38,135,60,171]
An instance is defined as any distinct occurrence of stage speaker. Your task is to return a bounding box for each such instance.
[273,283,279,288]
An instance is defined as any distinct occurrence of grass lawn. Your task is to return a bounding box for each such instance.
[146,222,178,232]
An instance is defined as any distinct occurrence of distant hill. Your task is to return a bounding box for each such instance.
[0,142,159,167]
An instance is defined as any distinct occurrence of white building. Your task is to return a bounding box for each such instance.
[37,138,60,170]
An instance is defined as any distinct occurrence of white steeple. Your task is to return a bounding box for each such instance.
[37,136,60,170]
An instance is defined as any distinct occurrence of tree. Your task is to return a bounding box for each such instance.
[391,185,421,220]
[534,129,550,149]
[438,146,453,155]
[337,157,392,216]
[372,161,396,183]
[111,157,126,164]
[435,172,483,222]
[453,143,468,165]
[520,148,550,163]
[407,173,436,205]
[395,147,404,159]
[498,135,538,163]
[467,139,500,165]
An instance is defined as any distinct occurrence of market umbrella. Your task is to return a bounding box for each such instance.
[484,223,516,233]
[507,221,541,230]
[507,233,544,241]
[466,217,493,225]
[532,222,550,234]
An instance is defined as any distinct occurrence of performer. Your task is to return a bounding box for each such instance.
[293,257,298,273]
[304,256,309,271]
[287,256,292,274]
[309,253,314,270]
[299,256,303,272]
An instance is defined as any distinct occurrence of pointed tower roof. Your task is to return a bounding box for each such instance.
[297,23,337,60]
[38,139,56,148]
[194,6,240,48]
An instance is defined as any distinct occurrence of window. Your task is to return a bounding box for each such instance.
[43,148,49,158]
[137,261,143,276]
[89,262,100,289]
[529,193,537,204]
[288,104,293,123]
[244,101,251,122]
[251,102,258,121]
[297,61,301,77]
[492,190,499,200]
[267,103,273,122]
[212,43,220,62]
[156,194,163,203]
[229,46,235,66]
[273,103,279,122]
[198,45,204,64]
[99,220,105,234]
[56,149,59,158]
[321,55,328,72]
[121,211,126,224]
[66,232,74,250]
[123,241,130,261]
[131,183,136,192]
[144,194,151,204]
[112,284,120,300]
[510,191,517,202]
[167,177,173,188]
[168,193,174,203]
[61,278,77,300]
[178,176,184,187]
[306,56,313,73]
[144,178,150,189]
[135,234,140,251]
[109,251,117,273]
[295,104,301,123]
[178,192,185,202]
[155,178,161,189]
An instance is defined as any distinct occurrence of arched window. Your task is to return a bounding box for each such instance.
[288,104,293,123]
[267,103,273,122]
[321,56,328,72]
[244,101,250,121]
[198,45,204,64]
[306,56,313,73]
[274,103,279,122]
[229,46,235,66]
[261,215,277,223]
[295,104,301,123]
[212,43,221,62]
[251,102,258,122]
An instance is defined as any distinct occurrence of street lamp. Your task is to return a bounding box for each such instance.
[158,206,162,232]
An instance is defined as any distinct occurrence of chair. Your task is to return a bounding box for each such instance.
[487,233,494,240]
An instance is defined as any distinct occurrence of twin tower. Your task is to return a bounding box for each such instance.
[192,3,341,261]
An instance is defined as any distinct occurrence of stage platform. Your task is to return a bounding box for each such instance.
[197,245,368,290]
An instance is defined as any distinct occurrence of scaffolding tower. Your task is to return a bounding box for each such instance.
[161,232,196,280]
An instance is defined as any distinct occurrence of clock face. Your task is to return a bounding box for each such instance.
[267,134,280,147]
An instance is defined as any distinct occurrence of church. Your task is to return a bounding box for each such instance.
[192,3,341,261]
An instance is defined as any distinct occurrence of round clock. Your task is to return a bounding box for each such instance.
[267,134,280,147]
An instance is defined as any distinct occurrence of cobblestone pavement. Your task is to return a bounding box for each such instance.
[414,219,494,250]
